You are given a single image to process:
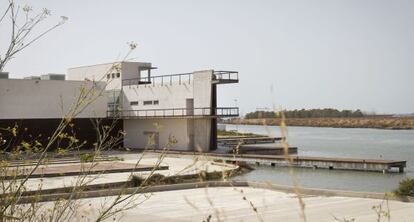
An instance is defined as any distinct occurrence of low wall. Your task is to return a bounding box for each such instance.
[9,180,414,205]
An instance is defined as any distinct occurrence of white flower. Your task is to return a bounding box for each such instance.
[127,41,138,50]
[42,8,51,16]
[22,5,32,12]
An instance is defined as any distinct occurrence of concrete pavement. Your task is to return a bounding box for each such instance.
[17,153,237,191]
[55,187,414,221]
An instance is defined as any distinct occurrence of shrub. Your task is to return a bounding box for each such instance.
[130,174,169,186]
[80,153,94,162]
[394,178,414,196]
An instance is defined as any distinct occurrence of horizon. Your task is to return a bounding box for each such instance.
[1,0,413,114]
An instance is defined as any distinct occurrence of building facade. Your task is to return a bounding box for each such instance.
[0,62,238,152]
[0,74,119,151]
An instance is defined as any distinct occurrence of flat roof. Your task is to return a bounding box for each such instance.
[68,61,152,70]
[0,78,105,83]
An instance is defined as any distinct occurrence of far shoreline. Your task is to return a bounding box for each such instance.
[221,117,414,130]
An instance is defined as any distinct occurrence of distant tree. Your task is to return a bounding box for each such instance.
[245,108,365,119]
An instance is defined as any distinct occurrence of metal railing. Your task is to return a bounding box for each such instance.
[108,107,239,118]
[122,72,193,86]
[122,70,239,86]
[213,71,239,82]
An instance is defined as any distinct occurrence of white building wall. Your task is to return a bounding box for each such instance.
[67,62,216,151]
[122,70,215,151]
[193,119,211,152]
[121,70,213,112]
[68,62,120,90]
[68,62,153,91]
[122,81,193,111]
[123,119,190,150]
[193,70,213,109]
[0,79,107,119]
[121,62,152,80]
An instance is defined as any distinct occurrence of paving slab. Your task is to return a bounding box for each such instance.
[36,187,414,222]
[4,162,167,179]
[11,153,236,191]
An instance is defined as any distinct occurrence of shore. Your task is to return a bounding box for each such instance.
[223,117,414,130]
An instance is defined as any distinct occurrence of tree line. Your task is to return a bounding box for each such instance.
[245,108,364,119]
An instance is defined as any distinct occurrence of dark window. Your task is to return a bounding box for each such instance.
[153,100,159,105]
[116,73,120,78]
[107,74,110,79]
[143,100,153,105]
[130,101,138,106]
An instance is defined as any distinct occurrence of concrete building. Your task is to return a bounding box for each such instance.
[0,74,116,151]
[0,61,238,152]
[68,62,239,151]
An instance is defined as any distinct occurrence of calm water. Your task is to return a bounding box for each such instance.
[226,124,414,192]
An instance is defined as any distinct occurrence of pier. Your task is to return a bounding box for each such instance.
[217,136,295,155]
[217,136,283,146]
[224,154,407,173]
[147,151,406,173]
[236,145,298,155]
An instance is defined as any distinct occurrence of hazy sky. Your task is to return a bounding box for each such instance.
[3,0,414,114]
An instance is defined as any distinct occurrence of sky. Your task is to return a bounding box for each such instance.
[2,0,414,115]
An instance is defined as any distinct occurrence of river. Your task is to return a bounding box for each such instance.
[225,124,414,193]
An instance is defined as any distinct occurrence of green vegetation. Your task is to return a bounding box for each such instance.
[245,108,364,119]
[130,174,175,186]
[130,169,246,187]
[79,153,94,162]
[394,178,414,197]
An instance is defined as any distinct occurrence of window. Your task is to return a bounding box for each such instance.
[106,74,110,79]
[112,73,115,78]
[130,101,138,106]
[153,100,159,105]
[116,73,120,78]
[143,100,153,105]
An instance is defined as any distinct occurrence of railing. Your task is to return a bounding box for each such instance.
[108,107,239,118]
[122,70,239,86]
[122,73,193,86]
[213,71,239,83]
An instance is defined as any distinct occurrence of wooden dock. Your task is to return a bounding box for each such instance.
[217,136,283,146]
[226,154,407,173]
[146,150,406,173]
[234,145,298,155]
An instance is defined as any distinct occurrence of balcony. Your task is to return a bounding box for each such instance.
[107,107,239,119]
[212,71,239,84]
[122,73,193,86]
[122,70,238,86]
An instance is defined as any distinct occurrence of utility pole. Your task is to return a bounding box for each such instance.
[234,99,238,131]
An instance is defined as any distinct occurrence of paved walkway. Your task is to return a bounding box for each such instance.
[61,187,414,221]
[18,153,236,191]
[5,162,166,179]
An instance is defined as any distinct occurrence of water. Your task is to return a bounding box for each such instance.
[225,124,414,192]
